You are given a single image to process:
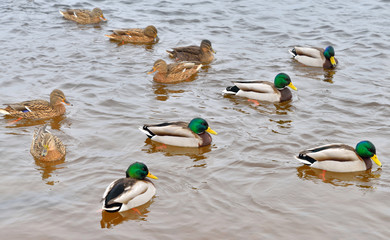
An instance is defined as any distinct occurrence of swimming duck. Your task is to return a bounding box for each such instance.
[147,59,202,83]
[166,39,215,63]
[102,162,158,213]
[223,73,297,102]
[105,25,158,44]
[0,89,71,120]
[288,46,338,68]
[59,8,106,24]
[295,141,381,172]
[139,118,217,147]
[30,124,66,162]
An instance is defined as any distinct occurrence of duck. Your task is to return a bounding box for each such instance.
[30,124,66,162]
[166,39,215,63]
[105,25,158,44]
[295,141,381,172]
[102,162,158,213]
[223,73,297,102]
[0,89,71,120]
[288,46,338,68]
[147,59,202,83]
[59,7,106,24]
[139,118,217,147]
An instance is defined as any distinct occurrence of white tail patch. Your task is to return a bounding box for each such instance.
[25,106,32,112]
[59,10,65,16]
[0,109,10,115]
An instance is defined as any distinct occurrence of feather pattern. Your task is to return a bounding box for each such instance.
[30,124,66,161]
[0,89,71,120]
[289,46,338,68]
[59,8,106,24]
[105,25,158,43]
[148,59,202,83]
[166,39,215,63]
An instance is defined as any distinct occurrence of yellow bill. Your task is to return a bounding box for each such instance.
[147,67,156,74]
[206,127,217,135]
[288,82,298,91]
[147,172,158,180]
[330,56,337,66]
[371,154,382,167]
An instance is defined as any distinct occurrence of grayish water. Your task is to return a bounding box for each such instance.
[1,0,390,239]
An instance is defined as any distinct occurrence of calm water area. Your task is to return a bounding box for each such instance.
[1,0,390,239]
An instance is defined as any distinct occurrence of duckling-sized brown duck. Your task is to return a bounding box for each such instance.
[30,124,66,162]
[105,25,158,44]
[59,7,106,24]
[0,89,71,120]
[148,59,202,83]
[166,39,215,63]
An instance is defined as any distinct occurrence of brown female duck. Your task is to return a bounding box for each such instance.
[105,25,158,44]
[59,7,106,24]
[147,59,202,83]
[166,39,215,63]
[0,89,71,120]
[30,124,66,162]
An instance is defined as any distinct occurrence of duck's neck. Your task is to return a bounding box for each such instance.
[52,103,66,114]
[363,157,373,170]
[198,132,212,147]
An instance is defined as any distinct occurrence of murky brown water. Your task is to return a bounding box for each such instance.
[1,0,390,239]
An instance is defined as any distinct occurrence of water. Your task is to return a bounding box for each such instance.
[1,0,390,239]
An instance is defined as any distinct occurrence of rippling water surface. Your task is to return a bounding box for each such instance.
[1,0,390,239]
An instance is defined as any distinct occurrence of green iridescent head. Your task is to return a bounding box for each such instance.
[188,118,217,135]
[355,141,381,166]
[126,162,158,179]
[323,46,335,59]
[274,73,297,90]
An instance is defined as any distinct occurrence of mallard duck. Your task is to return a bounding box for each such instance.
[223,73,297,102]
[295,141,381,172]
[59,8,106,24]
[0,89,71,120]
[139,118,217,147]
[102,162,158,213]
[147,59,202,83]
[288,46,338,68]
[105,25,158,44]
[166,39,215,63]
[30,124,66,162]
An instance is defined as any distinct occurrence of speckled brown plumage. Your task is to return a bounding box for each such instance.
[0,89,71,120]
[30,124,66,162]
[59,8,106,24]
[148,59,202,83]
[105,25,158,43]
[166,39,215,63]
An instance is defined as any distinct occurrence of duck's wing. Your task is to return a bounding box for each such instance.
[6,100,49,112]
[233,81,276,93]
[296,143,358,164]
[112,28,143,36]
[103,178,149,205]
[170,45,201,55]
[140,121,194,138]
[167,62,201,73]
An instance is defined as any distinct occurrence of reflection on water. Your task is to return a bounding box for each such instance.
[323,69,336,83]
[34,158,65,185]
[106,38,159,50]
[141,138,212,164]
[100,201,153,229]
[296,165,382,189]
[3,115,67,130]
[152,83,186,101]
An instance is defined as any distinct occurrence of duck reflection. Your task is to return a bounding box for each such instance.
[296,165,381,189]
[152,83,186,101]
[34,158,65,185]
[323,69,336,83]
[291,63,337,83]
[4,115,67,129]
[142,138,211,163]
[100,201,152,228]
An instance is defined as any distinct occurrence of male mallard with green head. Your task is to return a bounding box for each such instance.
[167,39,215,63]
[0,89,71,120]
[30,124,66,162]
[296,141,381,172]
[289,46,338,68]
[139,118,217,147]
[105,25,158,43]
[59,7,106,24]
[102,162,158,213]
[223,73,297,102]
